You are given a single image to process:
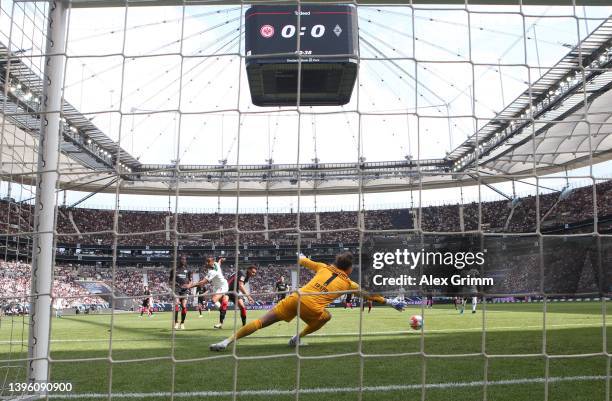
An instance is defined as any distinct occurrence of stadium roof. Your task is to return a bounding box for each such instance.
[450,18,612,176]
[0,8,611,196]
[64,0,612,7]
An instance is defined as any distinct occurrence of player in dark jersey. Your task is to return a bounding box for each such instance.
[362,298,373,313]
[344,293,354,309]
[275,275,288,303]
[222,265,257,327]
[426,294,434,309]
[453,296,460,310]
[169,255,192,330]
[140,286,152,317]
[196,285,208,317]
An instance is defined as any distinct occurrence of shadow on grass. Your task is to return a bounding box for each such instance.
[28,326,607,397]
[479,301,607,314]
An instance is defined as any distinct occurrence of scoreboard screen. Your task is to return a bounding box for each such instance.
[244,5,359,107]
[245,4,358,63]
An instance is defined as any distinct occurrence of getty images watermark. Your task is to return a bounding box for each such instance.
[359,241,495,293]
[370,249,492,287]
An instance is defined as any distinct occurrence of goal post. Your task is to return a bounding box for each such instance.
[27,0,68,388]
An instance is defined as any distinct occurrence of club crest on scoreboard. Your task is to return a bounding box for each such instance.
[260,25,274,38]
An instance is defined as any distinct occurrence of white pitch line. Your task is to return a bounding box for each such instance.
[23,375,606,399]
[252,322,610,339]
[0,322,609,345]
[415,321,611,334]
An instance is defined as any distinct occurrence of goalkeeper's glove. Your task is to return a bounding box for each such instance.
[386,298,407,311]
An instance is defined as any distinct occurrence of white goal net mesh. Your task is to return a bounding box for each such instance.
[0,0,610,400]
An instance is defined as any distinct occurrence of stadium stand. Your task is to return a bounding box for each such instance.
[1,180,610,311]
[2,180,611,246]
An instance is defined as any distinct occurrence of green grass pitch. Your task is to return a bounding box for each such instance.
[1,301,610,400]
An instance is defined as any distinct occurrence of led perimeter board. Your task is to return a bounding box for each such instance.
[245,5,359,106]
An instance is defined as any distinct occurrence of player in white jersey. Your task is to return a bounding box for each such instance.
[460,268,480,314]
[54,297,63,318]
[188,257,229,329]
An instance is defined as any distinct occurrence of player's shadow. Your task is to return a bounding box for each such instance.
[12,324,605,401]
[59,315,177,337]
[481,301,606,314]
[227,324,607,359]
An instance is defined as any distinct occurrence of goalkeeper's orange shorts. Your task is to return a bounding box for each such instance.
[271,293,331,325]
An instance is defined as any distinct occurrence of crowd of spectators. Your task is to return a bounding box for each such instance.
[0,260,30,305]
[0,261,107,312]
[54,208,405,246]
[77,266,171,299]
[1,180,611,310]
[477,232,608,296]
[0,200,33,235]
[420,180,612,233]
[2,231,609,312]
[4,180,611,246]
[0,260,317,310]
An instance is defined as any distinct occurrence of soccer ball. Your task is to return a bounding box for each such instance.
[409,315,423,330]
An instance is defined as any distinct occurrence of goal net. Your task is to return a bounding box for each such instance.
[0,0,611,400]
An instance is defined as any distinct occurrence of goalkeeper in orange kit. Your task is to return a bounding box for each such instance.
[209,252,406,351]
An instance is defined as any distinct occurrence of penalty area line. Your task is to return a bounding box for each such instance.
[254,321,610,339]
[40,375,606,399]
[0,322,607,345]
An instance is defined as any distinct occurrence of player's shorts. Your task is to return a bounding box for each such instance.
[198,296,206,305]
[175,288,190,297]
[227,292,240,304]
[212,283,229,295]
[271,293,330,326]
[228,291,251,304]
[142,299,150,307]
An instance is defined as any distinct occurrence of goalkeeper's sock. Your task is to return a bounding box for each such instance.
[227,319,263,344]
[368,295,386,304]
[174,310,179,323]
